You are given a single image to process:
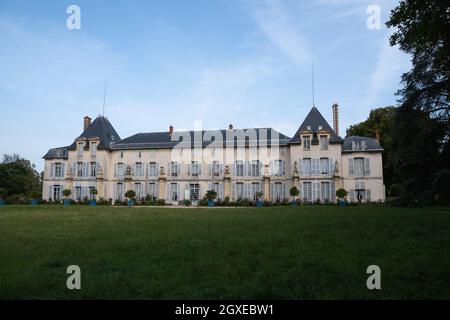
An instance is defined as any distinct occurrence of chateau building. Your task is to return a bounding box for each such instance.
[42,104,385,204]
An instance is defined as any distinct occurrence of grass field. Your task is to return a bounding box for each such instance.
[0,205,449,299]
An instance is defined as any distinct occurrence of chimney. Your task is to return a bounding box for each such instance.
[83,116,92,131]
[332,103,339,136]
[169,125,174,136]
[229,124,234,130]
[375,129,381,143]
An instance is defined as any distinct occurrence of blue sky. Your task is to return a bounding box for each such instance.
[0,0,410,171]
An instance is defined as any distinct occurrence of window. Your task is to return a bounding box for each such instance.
[148,182,158,199]
[116,182,124,202]
[190,161,200,176]
[170,162,179,177]
[134,162,143,177]
[212,182,220,199]
[120,152,123,158]
[273,182,283,201]
[77,162,83,177]
[302,158,311,175]
[303,136,311,150]
[169,183,178,201]
[236,182,244,200]
[320,135,328,150]
[90,162,97,177]
[149,162,158,177]
[77,142,84,156]
[90,142,97,156]
[212,161,220,177]
[272,160,284,176]
[134,183,143,200]
[116,163,124,177]
[89,186,96,200]
[320,158,329,175]
[190,183,200,201]
[54,162,62,177]
[352,140,367,151]
[75,186,82,201]
[138,151,142,158]
[354,158,364,176]
[321,182,330,201]
[53,185,61,201]
[303,182,312,202]
[250,160,260,177]
[251,182,261,201]
[235,161,244,177]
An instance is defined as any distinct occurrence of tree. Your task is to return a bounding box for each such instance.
[0,154,41,198]
[387,0,450,128]
[347,106,396,191]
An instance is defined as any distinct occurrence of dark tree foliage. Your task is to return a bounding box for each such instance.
[387,0,450,129]
[347,107,396,192]
[389,106,446,204]
[0,154,41,199]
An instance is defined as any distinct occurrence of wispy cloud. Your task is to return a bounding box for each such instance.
[248,0,312,65]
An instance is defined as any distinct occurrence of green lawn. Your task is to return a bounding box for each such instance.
[0,205,449,299]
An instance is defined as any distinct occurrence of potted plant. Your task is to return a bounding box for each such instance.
[336,188,348,207]
[125,190,136,206]
[0,188,7,206]
[89,188,98,206]
[62,189,71,206]
[29,191,41,205]
[205,189,217,207]
[290,186,300,207]
[255,191,264,207]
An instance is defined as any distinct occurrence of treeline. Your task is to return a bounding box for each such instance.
[0,154,42,203]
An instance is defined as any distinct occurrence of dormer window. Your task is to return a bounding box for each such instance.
[77,142,84,157]
[303,136,311,151]
[90,142,97,157]
[320,135,328,150]
[306,126,311,130]
[352,141,367,151]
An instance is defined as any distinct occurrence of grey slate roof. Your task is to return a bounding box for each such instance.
[342,136,383,152]
[68,116,121,150]
[111,128,291,149]
[289,106,343,144]
[43,146,69,160]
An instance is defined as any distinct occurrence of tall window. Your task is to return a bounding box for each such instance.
[53,185,61,201]
[302,158,311,175]
[134,183,143,200]
[303,182,312,202]
[134,162,143,177]
[90,162,97,177]
[236,182,244,200]
[75,186,82,201]
[272,160,284,176]
[54,162,62,177]
[90,142,97,156]
[303,136,311,151]
[320,158,329,175]
[116,163,124,177]
[212,182,220,199]
[190,161,200,177]
[190,183,200,201]
[235,161,244,176]
[149,162,158,177]
[320,135,328,150]
[148,182,158,199]
[116,182,124,202]
[354,157,364,176]
[77,162,83,177]
[77,142,84,156]
[251,182,260,201]
[321,182,330,201]
[212,161,220,176]
[273,182,283,201]
[170,162,179,177]
[250,160,260,177]
[169,183,178,201]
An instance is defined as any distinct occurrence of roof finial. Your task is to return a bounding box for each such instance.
[102,78,107,116]
[312,59,315,107]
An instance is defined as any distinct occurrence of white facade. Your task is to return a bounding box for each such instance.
[42,107,385,204]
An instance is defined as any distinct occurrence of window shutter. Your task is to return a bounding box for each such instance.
[232,162,236,176]
[270,182,274,202]
[349,189,355,202]
[219,163,224,176]
[207,182,212,191]
[269,161,273,175]
[329,158,333,175]
[187,163,191,176]
[232,182,236,200]
[243,161,248,177]
[61,163,65,177]
[348,158,354,176]
[48,185,53,200]
[219,183,224,200]
[167,162,171,176]
[73,162,76,176]
[50,163,55,178]
[132,163,136,177]
[259,161,262,176]
[59,186,64,199]
[176,183,180,201]
[364,158,371,176]
[282,160,286,176]
[198,164,202,175]
[366,189,371,202]
[208,163,212,176]
[299,159,303,175]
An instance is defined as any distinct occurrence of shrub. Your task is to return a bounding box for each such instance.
[183,199,192,206]
[155,199,166,206]
[199,198,208,206]
[205,190,217,201]
[125,190,136,200]
[336,188,348,199]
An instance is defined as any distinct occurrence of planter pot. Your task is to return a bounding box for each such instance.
[31,199,39,206]
[207,200,215,207]
[256,200,264,208]
[128,199,135,206]
[339,199,346,207]
[63,199,71,206]
[0,199,5,206]
[90,200,97,206]
[290,200,298,207]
